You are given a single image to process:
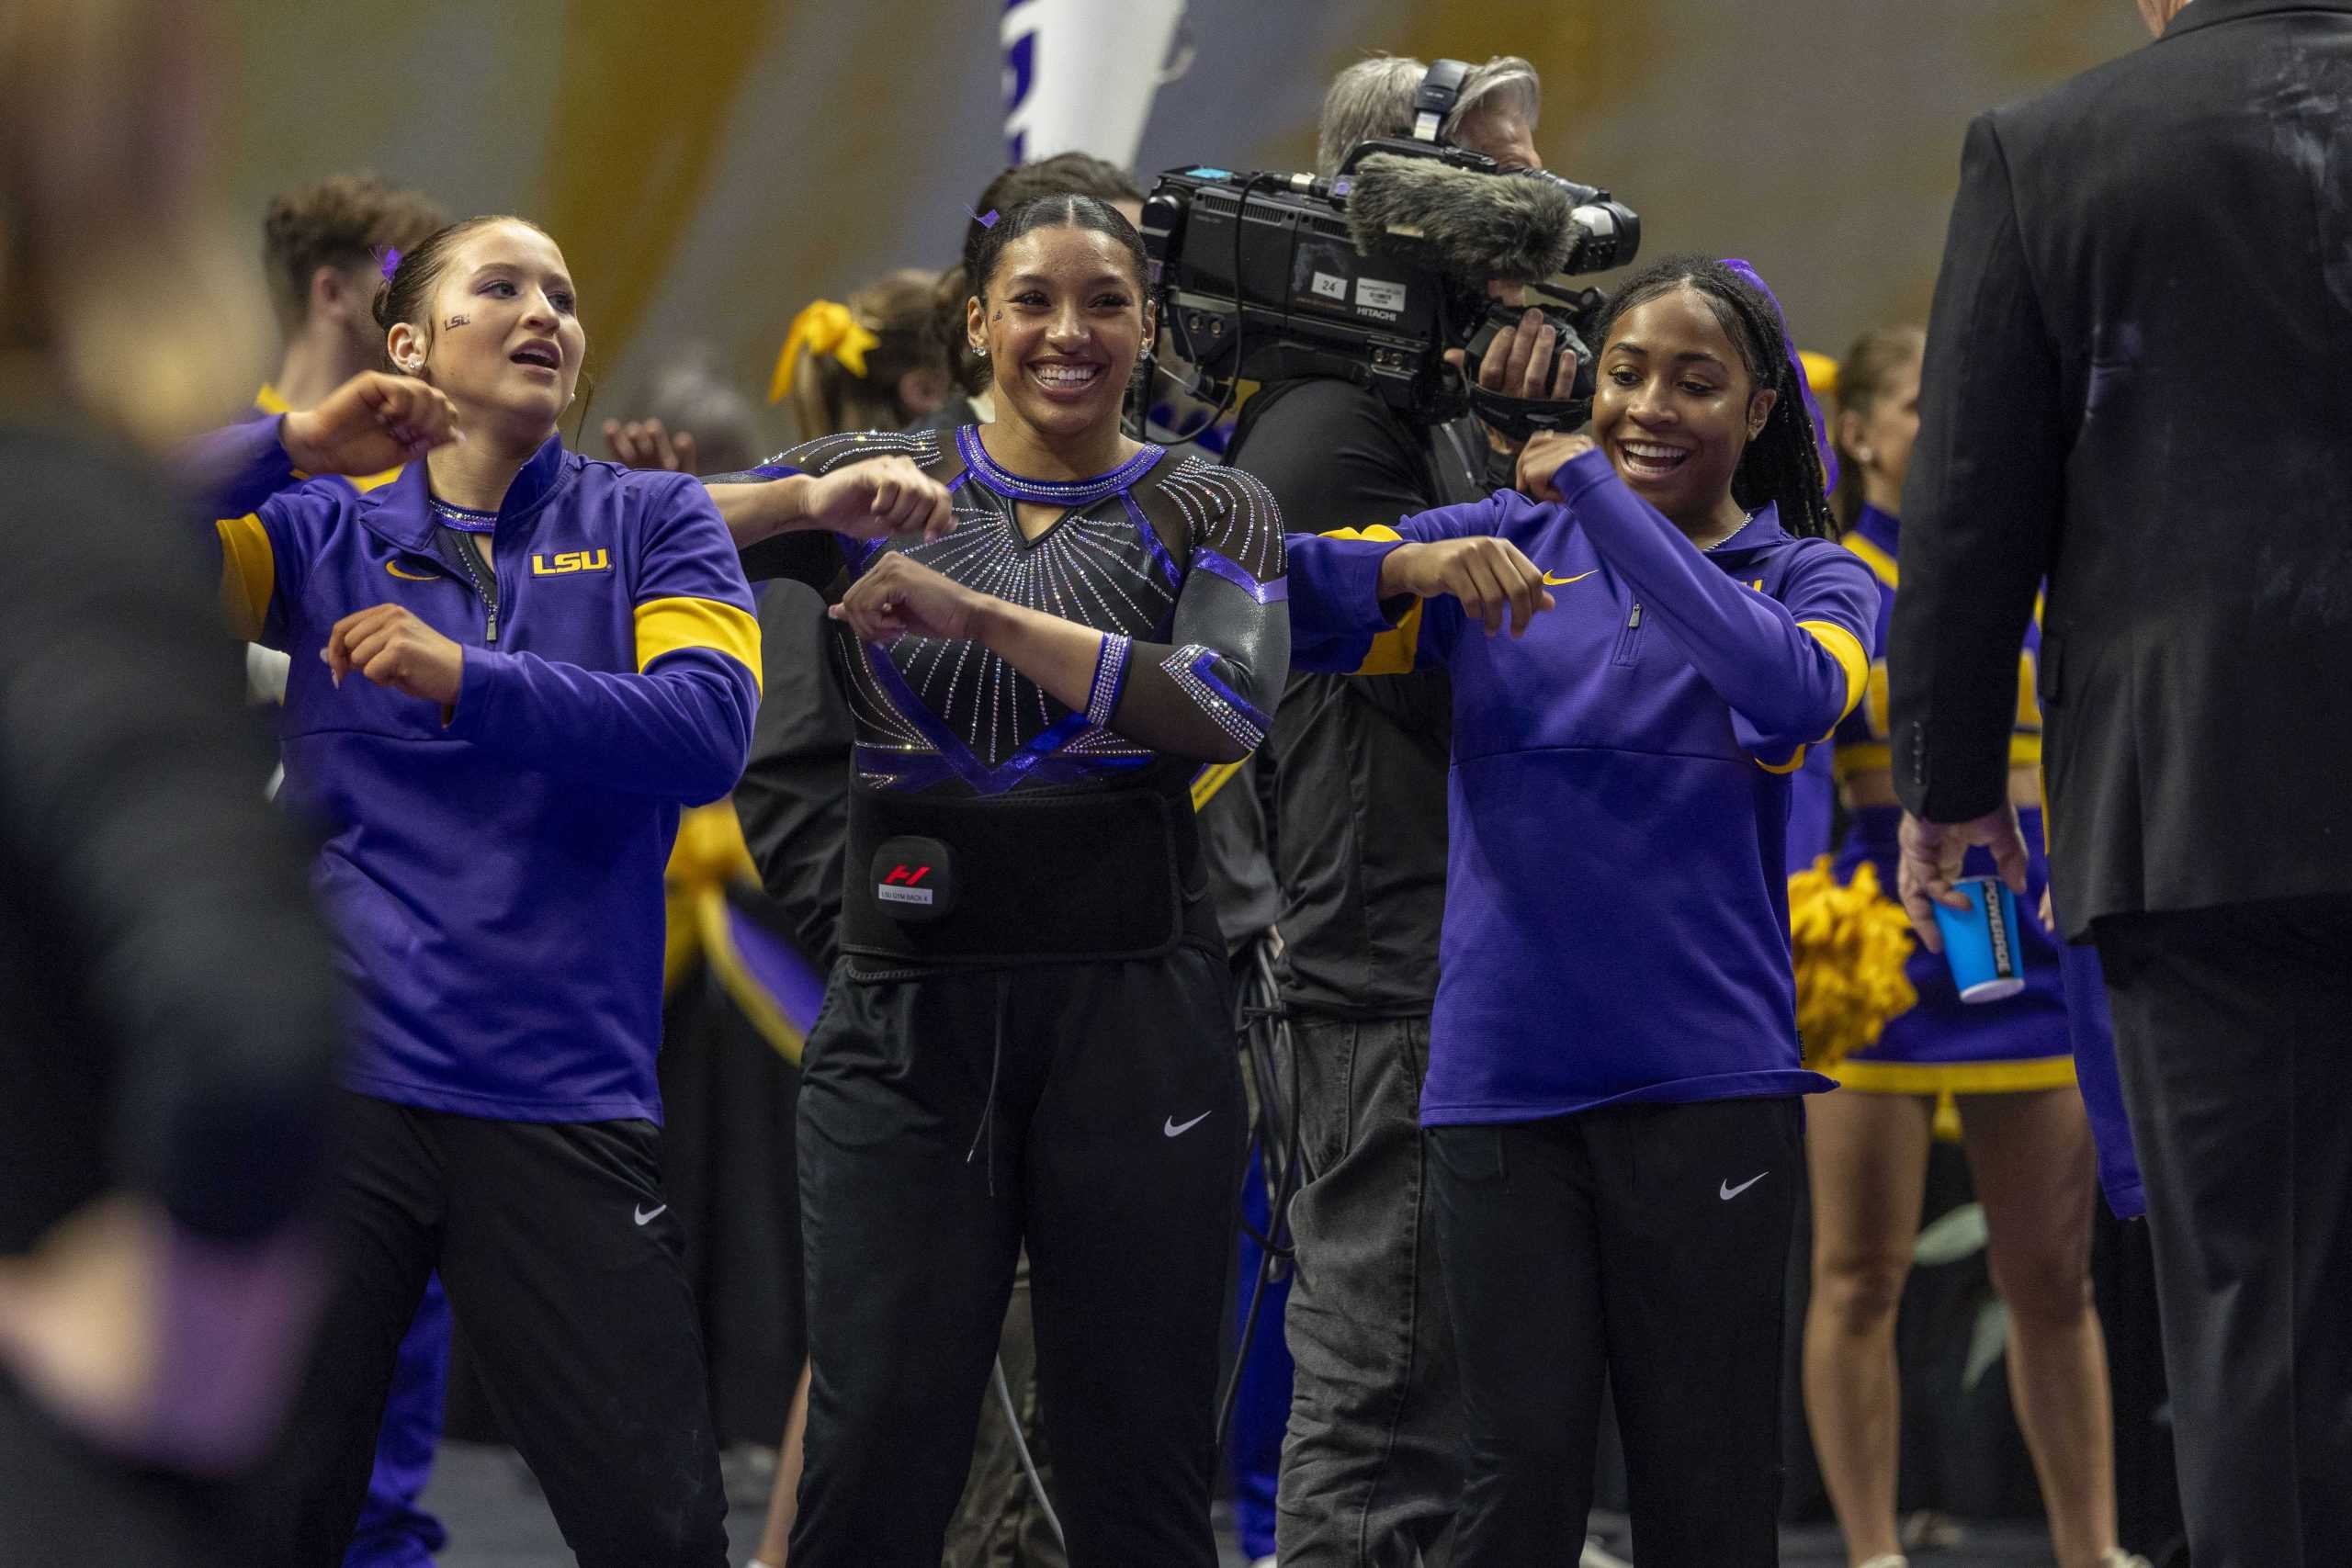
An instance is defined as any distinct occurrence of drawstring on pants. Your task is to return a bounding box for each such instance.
[965,970,1012,1196]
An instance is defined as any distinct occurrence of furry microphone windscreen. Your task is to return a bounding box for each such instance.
[1342,154,1578,284]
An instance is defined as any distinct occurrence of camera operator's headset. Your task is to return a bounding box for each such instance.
[1411,57,1475,142]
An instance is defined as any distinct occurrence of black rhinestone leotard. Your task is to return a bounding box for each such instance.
[728,425,1288,797]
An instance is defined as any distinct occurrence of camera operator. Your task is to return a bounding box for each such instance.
[1223,53,1579,1568]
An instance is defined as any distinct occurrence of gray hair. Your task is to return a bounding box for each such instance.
[1316,53,1543,177]
[640,344,764,475]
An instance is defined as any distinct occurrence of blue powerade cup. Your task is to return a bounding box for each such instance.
[1933,875,2028,1003]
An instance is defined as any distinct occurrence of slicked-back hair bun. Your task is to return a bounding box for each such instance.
[372,213,551,337]
[962,194,1148,310]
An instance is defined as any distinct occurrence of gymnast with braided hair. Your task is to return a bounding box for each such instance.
[694,191,1287,1567]
[1283,254,1878,1563]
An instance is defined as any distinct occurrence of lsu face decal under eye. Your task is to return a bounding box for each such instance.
[531,549,613,576]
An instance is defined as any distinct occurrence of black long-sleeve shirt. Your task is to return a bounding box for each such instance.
[732,580,854,968]
[0,428,340,1253]
[1227,379,1491,1017]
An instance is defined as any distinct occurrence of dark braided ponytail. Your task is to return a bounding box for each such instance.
[1592,254,1841,541]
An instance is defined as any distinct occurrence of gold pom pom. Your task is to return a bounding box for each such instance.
[1789,854,1917,1070]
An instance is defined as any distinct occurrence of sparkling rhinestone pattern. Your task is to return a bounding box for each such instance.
[1086,633,1133,727]
[1160,643,1270,752]
[748,426,1286,794]
[428,496,500,535]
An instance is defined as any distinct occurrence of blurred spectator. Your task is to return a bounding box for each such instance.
[263,174,448,412]
[255,171,453,1568]
[647,344,766,473]
[0,0,342,1561]
[774,271,953,444]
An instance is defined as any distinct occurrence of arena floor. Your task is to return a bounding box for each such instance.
[423,1441,2060,1567]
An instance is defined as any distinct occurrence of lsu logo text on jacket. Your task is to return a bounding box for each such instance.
[532,549,612,576]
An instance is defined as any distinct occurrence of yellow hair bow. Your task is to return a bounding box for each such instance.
[1798,349,1839,401]
[770,299,882,403]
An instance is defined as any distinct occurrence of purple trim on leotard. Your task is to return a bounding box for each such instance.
[1120,490,1184,592]
[1190,545,1288,604]
[956,423,1162,505]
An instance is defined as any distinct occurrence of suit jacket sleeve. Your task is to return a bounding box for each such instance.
[1892,110,2066,822]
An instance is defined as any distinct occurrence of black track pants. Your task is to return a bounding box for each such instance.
[1430,1096,1802,1568]
[245,1094,729,1567]
[788,941,1246,1568]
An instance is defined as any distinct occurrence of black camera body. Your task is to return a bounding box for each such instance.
[1136,131,1637,435]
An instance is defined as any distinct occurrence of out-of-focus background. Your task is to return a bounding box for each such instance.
[220,0,2140,445]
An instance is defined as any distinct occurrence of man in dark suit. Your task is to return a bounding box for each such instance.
[1889,1,2352,1561]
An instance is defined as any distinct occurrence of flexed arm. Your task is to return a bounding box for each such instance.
[1283,494,1552,675]
[184,374,461,644]
[830,468,1291,763]
[1532,444,1874,752]
[704,456,956,581]
[444,474,763,804]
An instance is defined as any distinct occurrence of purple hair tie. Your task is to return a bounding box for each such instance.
[379,247,402,284]
[965,206,1000,230]
[1721,256,1838,493]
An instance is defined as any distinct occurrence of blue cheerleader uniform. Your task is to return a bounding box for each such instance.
[1830,503,2075,1094]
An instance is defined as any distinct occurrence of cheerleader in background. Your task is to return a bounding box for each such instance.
[603,275,948,470]
[1801,323,2144,1568]
[1780,351,1847,874]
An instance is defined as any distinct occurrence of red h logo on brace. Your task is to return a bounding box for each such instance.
[883,864,933,886]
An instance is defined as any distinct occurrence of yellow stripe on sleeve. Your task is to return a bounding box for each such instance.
[1755,744,1807,775]
[635,596,763,693]
[1832,740,1893,781]
[1320,523,1423,674]
[1799,620,1871,724]
[1356,601,1425,676]
[1843,534,1899,590]
[214,513,277,641]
